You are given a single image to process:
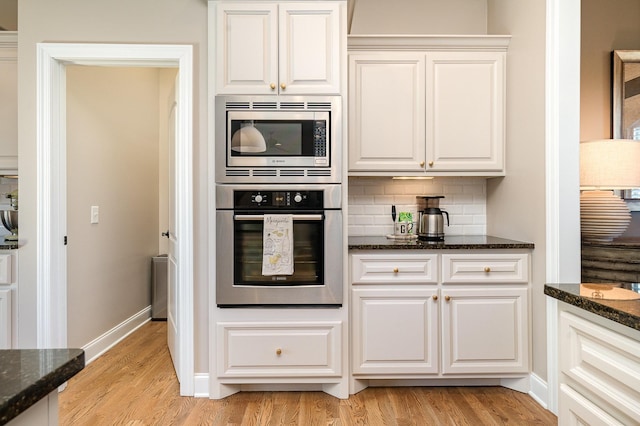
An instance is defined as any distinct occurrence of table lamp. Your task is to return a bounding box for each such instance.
[580,139,640,241]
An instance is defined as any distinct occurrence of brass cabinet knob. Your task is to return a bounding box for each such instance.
[445,295,451,302]
[280,83,286,90]
[432,294,438,301]
[428,161,434,167]
[276,348,282,355]
[393,267,399,273]
[420,161,425,167]
[270,83,276,90]
[484,266,491,273]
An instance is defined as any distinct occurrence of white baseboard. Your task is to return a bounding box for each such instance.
[194,373,210,398]
[529,372,549,410]
[82,306,151,365]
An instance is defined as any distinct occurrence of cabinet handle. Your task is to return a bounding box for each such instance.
[276,348,282,356]
[280,83,286,90]
[420,161,425,167]
[444,295,451,302]
[428,161,434,167]
[393,267,399,273]
[432,294,438,301]
[270,83,276,90]
[484,266,491,273]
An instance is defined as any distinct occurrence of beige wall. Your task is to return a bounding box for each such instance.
[580,0,640,141]
[349,0,487,35]
[66,66,166,348]
[486,0,548,380]
[0,0,17,30]
[17,0,209,373]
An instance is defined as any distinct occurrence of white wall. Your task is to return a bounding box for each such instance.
[486,0,548,382]
[17,0,209,374]
[349,0,487,35]
[66,66,166,348]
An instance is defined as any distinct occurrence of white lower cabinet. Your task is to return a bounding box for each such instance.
[352,288,438,374]
[217,321,342,378]
[350,251,530,379]
[441,287,528,374]
[0,288,11,349]
[558,307,640,425]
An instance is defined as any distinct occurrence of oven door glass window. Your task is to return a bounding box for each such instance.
[233,214,324,286]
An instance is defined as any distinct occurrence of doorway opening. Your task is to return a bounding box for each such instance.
[36,43,194,395]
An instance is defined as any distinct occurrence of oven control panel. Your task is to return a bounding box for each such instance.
[233,190,324,209]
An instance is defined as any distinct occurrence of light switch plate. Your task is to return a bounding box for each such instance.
[91,206,99,224]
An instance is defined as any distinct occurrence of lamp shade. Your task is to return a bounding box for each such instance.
[580,139,640,241]
[580,139,640,189]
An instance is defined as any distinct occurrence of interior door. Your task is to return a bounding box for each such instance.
[167,74,181,382]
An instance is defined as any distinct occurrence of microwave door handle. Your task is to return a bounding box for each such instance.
[234,214,324,221]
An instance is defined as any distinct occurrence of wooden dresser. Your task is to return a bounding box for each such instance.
[581,239,640,283]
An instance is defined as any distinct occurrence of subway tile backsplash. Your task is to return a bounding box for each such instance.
[347,177,486,236]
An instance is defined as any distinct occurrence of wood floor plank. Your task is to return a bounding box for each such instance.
[59,322,557,425]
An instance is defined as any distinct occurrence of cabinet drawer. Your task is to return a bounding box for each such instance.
[351,254,438,284]
[217,321,341,377]
[441,253,528,284]
[560,311,640,423]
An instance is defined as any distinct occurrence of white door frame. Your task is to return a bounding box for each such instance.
[545,0,582,414]
[35,43,195,395]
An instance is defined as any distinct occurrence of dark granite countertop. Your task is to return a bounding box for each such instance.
[545,283,640,332]
[0,349,84,425]
[349,235,535,250]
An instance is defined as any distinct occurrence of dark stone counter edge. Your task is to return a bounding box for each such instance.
[0,350,85,425]
[349,243,535,250]
[544,285,640,332]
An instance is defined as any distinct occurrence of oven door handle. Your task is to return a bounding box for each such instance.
[234,214,324,221]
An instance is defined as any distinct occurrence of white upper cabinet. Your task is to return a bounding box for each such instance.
[348,36,510,176]
[215,2,342,95]
[348,54,426,172]
[0,32,17,173]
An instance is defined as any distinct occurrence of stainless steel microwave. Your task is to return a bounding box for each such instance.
[215,95,342,184]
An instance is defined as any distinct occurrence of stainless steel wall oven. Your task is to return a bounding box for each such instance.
[216,184,342,307]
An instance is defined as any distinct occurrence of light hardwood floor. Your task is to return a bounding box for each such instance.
[59,321,557,425]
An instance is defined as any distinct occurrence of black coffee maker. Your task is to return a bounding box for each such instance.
[416,195,449,241]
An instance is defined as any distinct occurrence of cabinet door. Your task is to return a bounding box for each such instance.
[425,51,505,173]
[0,33,17,171]
[215,2,279,94]
[0,289,11,349]
[441,287,528,374]
[352,288,439,374]
[278,2,341,94]
[348,54,426,171]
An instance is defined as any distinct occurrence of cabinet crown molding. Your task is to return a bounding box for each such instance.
[348,34,511,51]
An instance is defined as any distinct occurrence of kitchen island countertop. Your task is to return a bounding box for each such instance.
[545,283,640,332]
[0,348,84,425]
[348,235,534,250]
